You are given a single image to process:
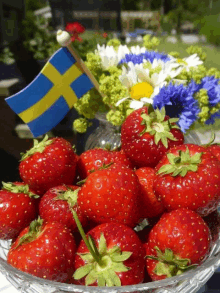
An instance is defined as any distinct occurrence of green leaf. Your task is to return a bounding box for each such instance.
[108,246,120,254]
[79,253,94,263]
[157,164,176,175]
[111,251,132,262]
[97,275,106,286]
[191,152,203,164]
[85,270,97,285]
[98,233,107,255]
[108,270,121,286]
[161,136,168,148]
[112,262,130,273]
[74,264,93,280]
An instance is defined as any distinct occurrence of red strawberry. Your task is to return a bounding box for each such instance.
[207,144,220,161]
[77,163,142,227]
[154,144,220,216]
[135,167,165,218]
[39,185,87,232]
[121,106,184,168]
[76,148,112,180]
[73,222,146,286]
[145,208,212,281]
[77,148,133,181]
[19,135,78,195]
[110,148,134,169]
[7,218,76,282]
[0,182,39,240]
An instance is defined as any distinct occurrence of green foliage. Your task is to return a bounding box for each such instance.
[195,14,220,46]
[22,12,59,60]
[169,51,180,58]
[26,0,47,11]
[0,47,15,64]
[73,118,91,133]
[186,45,207,61]
[160,15,173,33]
[107,39,121,50]
[20,12,103,61]
[143,35,160,51]
[195,88,220,124]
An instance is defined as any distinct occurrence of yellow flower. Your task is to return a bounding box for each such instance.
[130,82,154,100]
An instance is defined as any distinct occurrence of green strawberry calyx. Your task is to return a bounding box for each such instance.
[147,246,197,278]
[20,135,53,161]
[13,217,44,249]
[140,107,180,148]
[157,147,203,177]
[54,187,80,207]
[2,182,39,198]
[72,210,132,286]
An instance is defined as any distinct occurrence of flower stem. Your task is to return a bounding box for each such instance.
[71,210,102,264]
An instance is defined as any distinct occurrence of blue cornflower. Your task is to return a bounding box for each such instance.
[206,111,220,124]
[200,76,220,107]
[153,81,201,133]
[119,51,170,65]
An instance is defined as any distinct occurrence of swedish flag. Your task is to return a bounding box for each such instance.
[5,47,94,137]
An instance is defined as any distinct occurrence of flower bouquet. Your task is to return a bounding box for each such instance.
[72,35,220,148]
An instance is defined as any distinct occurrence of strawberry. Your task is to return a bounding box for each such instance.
[77,163,142,227]
[77,148,133,181]
[145,208,212,281]
[76,148,112,180]
[19,135,78,195]
[154,144,220,216]
[110,148,134,169]
[73,221,146,286]
[207,144,220,161]
[0,182,39,240]
[135,167,165,218]
[121,106,184,168]
[201,132,220,162]
[7,218,76,282]
[39,185,87,232]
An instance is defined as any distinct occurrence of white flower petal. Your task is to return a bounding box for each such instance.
[130,100,145,109]
[115,97,129,106]
[140,97,154,104]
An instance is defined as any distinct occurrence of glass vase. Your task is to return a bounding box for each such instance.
[84,113,203,152]
[85,112,121,151]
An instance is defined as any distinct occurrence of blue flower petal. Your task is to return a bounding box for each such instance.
[152,82,200,133]
[119,51,170,65]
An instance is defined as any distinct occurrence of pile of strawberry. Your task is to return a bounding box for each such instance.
[1,106,220,287]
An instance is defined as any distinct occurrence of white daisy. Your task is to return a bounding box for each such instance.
[169,53,203,72]
[129,45,146,55]
[117,62,175,109]
[95,44,129,70]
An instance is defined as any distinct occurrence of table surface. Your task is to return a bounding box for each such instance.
[1,129,220,293]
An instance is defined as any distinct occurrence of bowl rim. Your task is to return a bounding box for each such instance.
[0,242,220,292]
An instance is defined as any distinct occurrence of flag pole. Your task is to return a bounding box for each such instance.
[56,30,105,98]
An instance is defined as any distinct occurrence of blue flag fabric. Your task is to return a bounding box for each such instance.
[5,47,94,137]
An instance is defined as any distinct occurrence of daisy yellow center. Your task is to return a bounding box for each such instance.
[177,59,187,65]
[130,82,154,100]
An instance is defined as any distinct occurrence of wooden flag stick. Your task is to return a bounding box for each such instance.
[56,30,105,99]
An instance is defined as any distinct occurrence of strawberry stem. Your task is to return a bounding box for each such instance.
[71,210,102,265]
[202,131,216,147]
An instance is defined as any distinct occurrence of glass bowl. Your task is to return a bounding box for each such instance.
[0,130,220,293]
